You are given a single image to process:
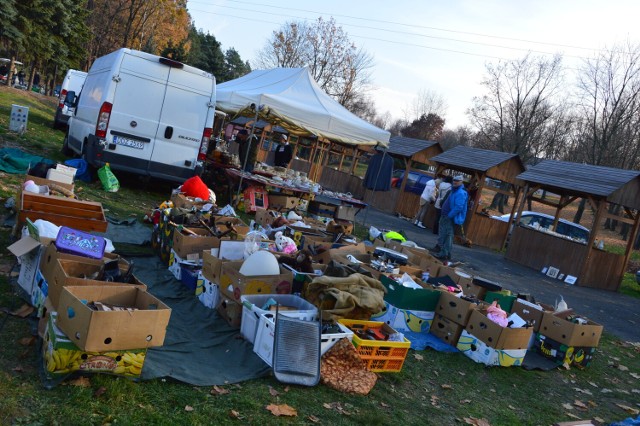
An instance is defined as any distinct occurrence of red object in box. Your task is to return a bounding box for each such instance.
[54,226,106,259]
[243,186,269,213]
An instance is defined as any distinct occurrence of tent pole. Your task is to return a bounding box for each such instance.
[234,104,261,207]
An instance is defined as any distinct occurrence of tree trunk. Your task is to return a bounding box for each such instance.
[573,198,586,224]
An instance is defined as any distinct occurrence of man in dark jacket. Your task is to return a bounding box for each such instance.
[274,134,293,167]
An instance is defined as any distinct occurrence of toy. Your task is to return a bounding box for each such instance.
[274,231,297,254]
[278,249,314,273]
[486,300,508,327]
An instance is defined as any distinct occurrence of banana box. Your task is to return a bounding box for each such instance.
[219,261,293,302]
[391,308,435,334]
[370,301,397,325]
[532,333,596,369]
[197,274,219,309]
[43,313,146,378]
[456,330,527,367]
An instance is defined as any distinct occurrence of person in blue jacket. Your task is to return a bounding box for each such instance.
[433,175,468,261]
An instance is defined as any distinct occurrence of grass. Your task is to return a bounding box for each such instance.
[2,86,640,425]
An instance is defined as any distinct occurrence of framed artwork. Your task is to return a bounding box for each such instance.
[557,273,565,280]
[541,267,549,274]
[546,266,560,279]
[564,275,577,285]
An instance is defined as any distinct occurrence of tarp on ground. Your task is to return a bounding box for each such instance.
[0,148,54,174]
[216,67,390,147]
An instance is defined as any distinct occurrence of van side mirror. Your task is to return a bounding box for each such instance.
[64,91,77,106]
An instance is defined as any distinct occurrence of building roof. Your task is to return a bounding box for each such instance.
[430,146,521,172]
[517,159,640,198]
[387,136,439,157]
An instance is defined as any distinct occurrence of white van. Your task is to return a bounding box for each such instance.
[66,48,216,182]
[53,69,87,129]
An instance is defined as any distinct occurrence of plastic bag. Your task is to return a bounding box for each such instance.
[97,163,120,192]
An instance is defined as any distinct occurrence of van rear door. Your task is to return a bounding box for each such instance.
[107,53,169,168]
[148,67,215,179]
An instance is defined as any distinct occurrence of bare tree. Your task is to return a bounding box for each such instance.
[404,88,448,122]
[256,17,374,115]
[440,126,474,151]
[467,53,568,164]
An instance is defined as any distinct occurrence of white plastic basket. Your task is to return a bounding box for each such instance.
[240,294,317,344]
[320,322,354,355]
[253,312,318,367]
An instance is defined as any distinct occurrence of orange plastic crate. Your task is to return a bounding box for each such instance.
[338,319,410,373]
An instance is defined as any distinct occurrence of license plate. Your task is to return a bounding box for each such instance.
[113,135,144,149]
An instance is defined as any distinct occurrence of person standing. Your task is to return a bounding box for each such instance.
[414,177,440,229]
[274,134,293,167]
[433,175,468,261]
[432,175,453,235]
[236,129,258,173]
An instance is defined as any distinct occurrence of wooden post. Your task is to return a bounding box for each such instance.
[501,185,521,250]
[580,198,605,281]
[551,196,564,232]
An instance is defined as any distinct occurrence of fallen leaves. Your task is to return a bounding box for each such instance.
[67,376,91,387]
[94,387,107,398]
[308,414,320,423]
[266,404,297,417]
[268,386,279,397]
[573,400,588,410]
[616,403,639,416]
[184,405,194,412]
[322,401,353,415]
[441,384,453,390]
[463,417,491,426]
[229,410,241,419]
[18,336,36,346]
[413,353,424,361]
[210,385,230,395]
[631,373,640,379]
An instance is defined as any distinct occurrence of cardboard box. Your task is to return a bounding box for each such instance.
[219,261,293,302]
[380,274,442,311]
[370,301,398,325]
[217,298,242,328]
[197,274,220,309]
[170,192,208,209]
[538,312,603,347]
[458,279,487,300]
[268,194,298,211]
[39,241,122,285]
[457,330,527,367]
[43,313,146,378]
[326,220,353,235]
[436,291,486,326]
[532,332,596,369]
[49,258,144,310]
[8,236,48,301]
[210,216,251,238]
[430,313,464,345]
[56,285,171,352]
[308,200,337,217]
[335,205,357,221]
[254,208,277,227]
[172,227,220,259]
[484,291,517,313]
[46,168,74,185]
[465,309,533,350]
[511,299,545,332]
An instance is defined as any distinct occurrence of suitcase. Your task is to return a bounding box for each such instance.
[55,226,106,259]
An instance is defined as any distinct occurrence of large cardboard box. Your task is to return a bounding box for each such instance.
[48,258,145,310]
[210,216,251,238]
[436,291,486,326]
[268,194,298,211]
[43,313,147,378]
[465,309,533,350]
[39,241,122,285]
[8,236,49,301]
[430,313,464,346]
[391,308,434,333]
[335,205,357,221]
[170,192,208,210]
[56,285,171,352]
[172,227,220,259]
[511,299,545,332]
[457,330,527,367]
[254,208,277,227]
[219,261,293,302]
[308,200,337,217]
[370,300,398,325]
[217,298,242,328]
[532,332,597,369]
[538,311,603,347]
[379,274,442,311]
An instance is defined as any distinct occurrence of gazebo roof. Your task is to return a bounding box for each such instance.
[387,136,439,157]
[517,159,640,209]
[430,146,525,183]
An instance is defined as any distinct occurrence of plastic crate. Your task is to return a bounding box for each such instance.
[321,322,354,355]
[338,319,411,373]
[241,294,318,344]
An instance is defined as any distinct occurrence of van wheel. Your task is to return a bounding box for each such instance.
[61,135,73,156]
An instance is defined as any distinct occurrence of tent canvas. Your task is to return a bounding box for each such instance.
[216,67,390,147]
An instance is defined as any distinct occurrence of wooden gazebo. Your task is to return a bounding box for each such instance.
[430,146,525,250]
[370,136,443,217]
[505,160,640,291]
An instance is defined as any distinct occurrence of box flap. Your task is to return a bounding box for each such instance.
[8,235,41,257]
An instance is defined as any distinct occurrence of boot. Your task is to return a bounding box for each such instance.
[416,222,426,229]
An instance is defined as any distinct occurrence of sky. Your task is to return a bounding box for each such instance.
[186,0,640,129]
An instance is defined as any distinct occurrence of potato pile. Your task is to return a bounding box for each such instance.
[320,338,377,394]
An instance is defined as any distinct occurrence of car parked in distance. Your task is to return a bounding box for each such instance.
[391,170,433,195]
[492,211,590,242]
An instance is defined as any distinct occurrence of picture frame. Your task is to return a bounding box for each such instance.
[541,267,549,274]
[564,275,577,285]
[546,266,560,279]
[557,273,565,280]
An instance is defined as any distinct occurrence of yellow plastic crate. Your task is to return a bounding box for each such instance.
[338,319,410,373]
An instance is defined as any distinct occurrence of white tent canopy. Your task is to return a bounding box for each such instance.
[216,67,390,147]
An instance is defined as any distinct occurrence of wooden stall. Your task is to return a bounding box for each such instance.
[506,160,640,292]
[430,146,525,251]
[363,136,442,219]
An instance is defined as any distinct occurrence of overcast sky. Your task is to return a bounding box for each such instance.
[187,0,640,129]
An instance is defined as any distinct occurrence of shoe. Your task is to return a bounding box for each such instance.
[416,222,426,229]
[413,219,418,225]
